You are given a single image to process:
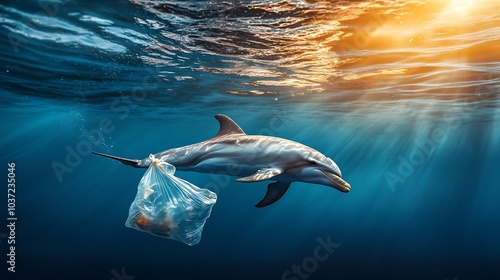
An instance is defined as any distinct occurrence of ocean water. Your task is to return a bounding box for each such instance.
[1,0,499,279]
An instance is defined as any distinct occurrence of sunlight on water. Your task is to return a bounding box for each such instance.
[1,0,498,106]
[130,0,500,102]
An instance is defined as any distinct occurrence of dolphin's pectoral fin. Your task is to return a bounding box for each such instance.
[235,167,284,182]
[255,181,291,208]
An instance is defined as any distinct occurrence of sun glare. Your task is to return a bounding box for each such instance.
[448,0,475,14]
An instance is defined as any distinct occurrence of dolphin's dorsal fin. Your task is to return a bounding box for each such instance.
[213,114,245,138]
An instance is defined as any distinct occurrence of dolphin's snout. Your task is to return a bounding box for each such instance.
[320,170,351,193]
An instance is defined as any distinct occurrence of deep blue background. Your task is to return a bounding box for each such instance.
[1,0,500,279]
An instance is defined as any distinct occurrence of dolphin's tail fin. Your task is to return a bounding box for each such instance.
[92,151,143,168]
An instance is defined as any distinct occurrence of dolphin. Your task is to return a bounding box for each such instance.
[92,114,350,207]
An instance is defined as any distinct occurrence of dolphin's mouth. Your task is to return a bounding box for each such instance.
[320,170,351,193]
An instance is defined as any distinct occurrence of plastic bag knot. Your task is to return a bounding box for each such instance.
[149,154,161,166]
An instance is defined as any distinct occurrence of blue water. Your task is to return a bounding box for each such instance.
[1,0,500,279]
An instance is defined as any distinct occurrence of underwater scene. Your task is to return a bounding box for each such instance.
[1,0,499,279]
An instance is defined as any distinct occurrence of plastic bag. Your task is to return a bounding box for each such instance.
[125,155,217,246]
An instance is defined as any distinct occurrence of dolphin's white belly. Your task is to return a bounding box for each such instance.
[187,144,271,175]
[189,157,265,176]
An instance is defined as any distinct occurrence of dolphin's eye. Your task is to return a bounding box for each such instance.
[307,160,317,165]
